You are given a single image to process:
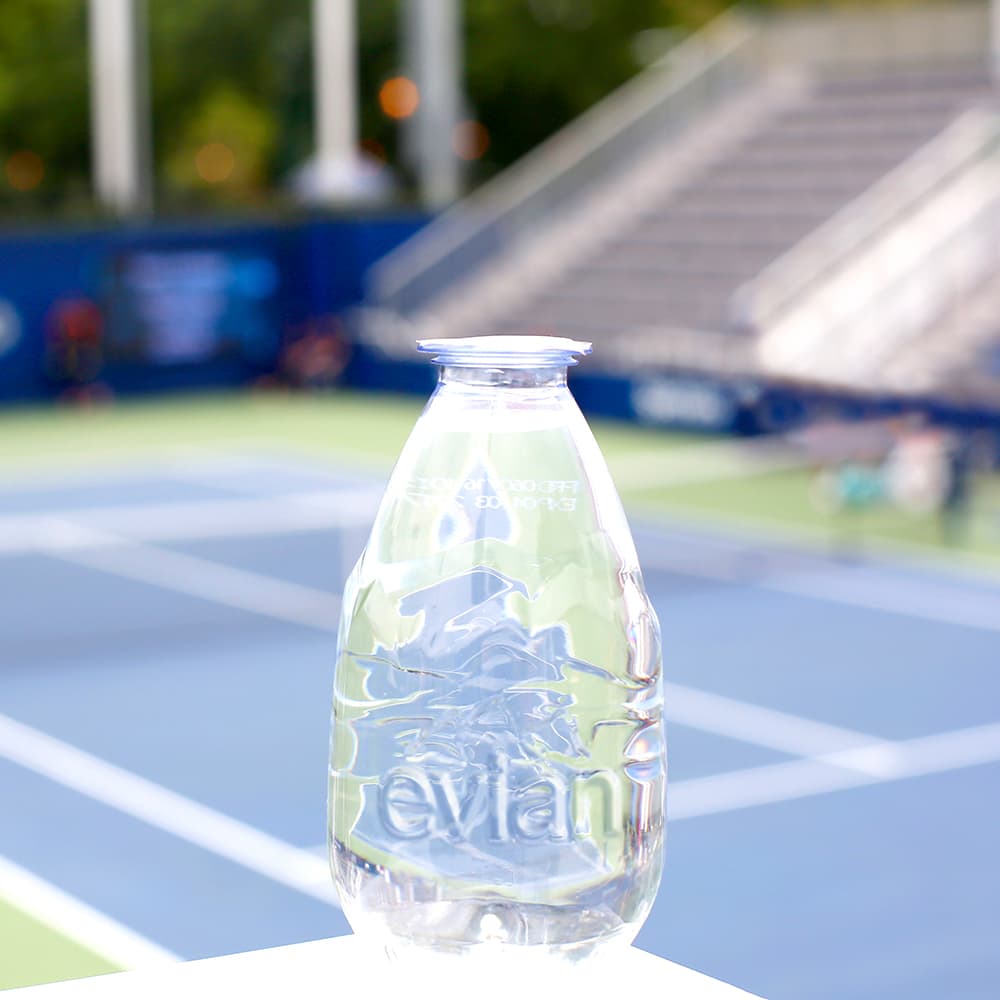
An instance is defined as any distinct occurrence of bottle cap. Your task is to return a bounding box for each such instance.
[417,335,592,367]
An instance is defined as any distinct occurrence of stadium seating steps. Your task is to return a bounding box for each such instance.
[372,61,1000,408]
[496,64,995,346]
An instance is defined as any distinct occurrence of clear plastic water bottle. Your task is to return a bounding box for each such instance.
[329,336,665,963]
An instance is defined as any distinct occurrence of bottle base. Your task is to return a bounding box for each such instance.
[344,925,649,1000]
[345,897,639,964]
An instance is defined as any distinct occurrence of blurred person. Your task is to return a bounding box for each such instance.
[940,430,975,545]
[811,456,885,558]
[804,418,894,556]
[274,316,352,391]
[883,423,950,516]
[43,297,113,403]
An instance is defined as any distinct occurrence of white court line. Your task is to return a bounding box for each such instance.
[3,468,996,633]
[0,451,223,494]
[4,487,995,634]
[0,714,337,907]
[161,452,382,493]
[37,520,341,632]
[642,550,1000,634]
[5,703,999,916]
[670,720,1000,820]
[0,449,315,496]
[34,519,894,764]
[664,682,887,767]
[0,854,179,968]
[35,517,990,779]
[763,569,1000,634]
[0,489,378,556]
[6,487,997,860]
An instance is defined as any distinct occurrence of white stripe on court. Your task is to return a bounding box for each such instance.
[642,550,1000,634]
[3,468,997,635]
[33,519,986,775]
[36,522,896,764]
[14,483,988,638]
[0,445,388,494]
[0,854,179,968]
[0,489,378,557]
[161,452,386,493]
[38,520,341,632]
[670,720,1000,820]
[3,707,998,910]
[0,714,337,907]
[763,568,1000,634]
[0,452,222,495]
[665,682,887,766]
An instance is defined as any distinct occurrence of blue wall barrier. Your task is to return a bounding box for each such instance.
[346,344,1000,449]
[2,218,997,454]
[0,216,426,403]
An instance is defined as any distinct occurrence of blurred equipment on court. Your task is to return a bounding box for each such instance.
[799,418,988,546]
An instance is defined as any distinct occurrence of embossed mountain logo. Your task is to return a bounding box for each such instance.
[348,568,622,871]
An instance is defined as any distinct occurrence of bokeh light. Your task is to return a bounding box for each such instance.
[194,142,236,184]
[5,150,45,192]
[379,76,420,120]
[453,120,490,161]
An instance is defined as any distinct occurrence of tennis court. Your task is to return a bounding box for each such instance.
[1,395,998,998]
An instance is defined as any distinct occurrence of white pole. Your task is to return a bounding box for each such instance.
[313,0,358,178]
[405,0,463,208]
[992,0,1000,85]
[88,0,151,215]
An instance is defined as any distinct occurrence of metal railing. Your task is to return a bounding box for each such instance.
[760,0,990,76]
[733,108,1000,335]
[368,10,759,314]
[753,111,1000,388]
[757,1,988,75]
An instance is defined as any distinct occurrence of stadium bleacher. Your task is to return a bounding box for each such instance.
[499,66,994,340]
[361,7,1000,417]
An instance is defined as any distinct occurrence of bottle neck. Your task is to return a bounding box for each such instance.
[439,365,568,389]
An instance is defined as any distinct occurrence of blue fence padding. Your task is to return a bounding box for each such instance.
[2,218,998,449]
[0,216,427,403]
[344,346,1000,445]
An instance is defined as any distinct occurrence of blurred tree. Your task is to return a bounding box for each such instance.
[162,85,276,202]
[148,0,309,208]
[0,0,953,216]
[350,0,712,191]
[0,0,90,214]
[462,0,714,175]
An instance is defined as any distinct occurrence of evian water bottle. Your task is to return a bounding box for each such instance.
[329,336,665,962]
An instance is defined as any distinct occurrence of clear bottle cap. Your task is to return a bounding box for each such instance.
[417,336,592,368]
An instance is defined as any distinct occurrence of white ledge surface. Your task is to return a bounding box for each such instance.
[8,934,765,999]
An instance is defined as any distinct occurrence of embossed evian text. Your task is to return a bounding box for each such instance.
[378,752,621,844]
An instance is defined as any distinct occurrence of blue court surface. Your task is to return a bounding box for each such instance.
[0,453,997,999]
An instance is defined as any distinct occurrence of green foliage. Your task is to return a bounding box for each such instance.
[0,0,708,215]
[0,0,89,213]
[162,85,276,202]
[149,0,309,207]
[0,0,938,215]
[463,0,711,173]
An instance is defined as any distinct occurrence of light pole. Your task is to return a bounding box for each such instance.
[309,0,370,201]
[403,0,464,208]
[88,0,152,215]
[992,0,1000,84]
